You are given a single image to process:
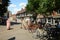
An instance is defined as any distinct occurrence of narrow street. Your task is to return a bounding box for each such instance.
[0,22,39,40]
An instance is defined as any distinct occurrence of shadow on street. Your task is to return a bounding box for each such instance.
[11,22,21,26]
[8,37,15,40]
[0,22,21,26]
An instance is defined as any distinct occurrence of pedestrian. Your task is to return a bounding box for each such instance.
[26,17,31,27]
[20,17,24,29]
[56,22,60,28]
[15,19,17,23]
[6,18,11,30]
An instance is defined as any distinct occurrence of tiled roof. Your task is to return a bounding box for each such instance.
[16,8,26,15]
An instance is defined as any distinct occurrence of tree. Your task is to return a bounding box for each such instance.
[0,0,10,17]
[26,0,40,13]
[26,0,60,16]
[55,0,60,10]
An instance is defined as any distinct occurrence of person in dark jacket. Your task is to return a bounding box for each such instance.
[56,22,60,28]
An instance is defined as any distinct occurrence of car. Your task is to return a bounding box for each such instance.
[0,16,8,25]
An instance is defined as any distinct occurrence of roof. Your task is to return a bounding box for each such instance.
[45,14,60,18]
[16,8,26,15]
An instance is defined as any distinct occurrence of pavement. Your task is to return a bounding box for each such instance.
[0,22,39,40]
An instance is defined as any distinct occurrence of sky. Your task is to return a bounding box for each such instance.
[8,0,28,14]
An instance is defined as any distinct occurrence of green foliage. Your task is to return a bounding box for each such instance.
[0,0,10,17]
[37,0,48,13]
[55,0,60,9]
[26,0,60,15]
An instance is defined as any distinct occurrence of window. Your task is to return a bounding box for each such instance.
[48,18,51,22]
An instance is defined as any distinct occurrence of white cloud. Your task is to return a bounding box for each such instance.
[8,4,21,14]
[13,8,21,14]
[9,4,16,8]
[19,2,27,9]
[8,2,27,14]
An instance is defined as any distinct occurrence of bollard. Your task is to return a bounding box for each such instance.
[6,19,10,30]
